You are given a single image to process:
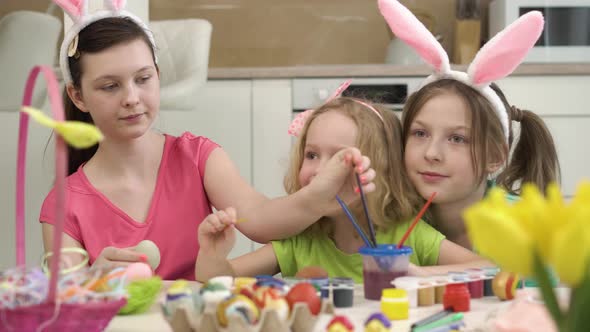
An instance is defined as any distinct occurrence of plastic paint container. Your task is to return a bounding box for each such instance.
[391,276,419,308]
[443,283,471,312]
[359,245,413,300]
[466,269,484,298]
[381,288,409,320]
[417,281,436,306]
[331,277,354,308]
[482,267,500,296]
[309,277,330,299]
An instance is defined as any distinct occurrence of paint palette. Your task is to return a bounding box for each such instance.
[391,267,504,308]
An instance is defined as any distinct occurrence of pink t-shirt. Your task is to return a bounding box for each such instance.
[40,132,219,280]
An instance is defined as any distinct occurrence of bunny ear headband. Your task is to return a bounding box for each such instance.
[378,0,544,143]
[54,0,157,84]
[288,79,385,137]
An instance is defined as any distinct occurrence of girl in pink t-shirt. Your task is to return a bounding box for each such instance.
[40,2,376,280]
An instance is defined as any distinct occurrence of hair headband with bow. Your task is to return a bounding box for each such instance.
[378,0,544,143]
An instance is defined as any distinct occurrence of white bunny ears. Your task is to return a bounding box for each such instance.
[54,0,157,84]
[378,0,544,142]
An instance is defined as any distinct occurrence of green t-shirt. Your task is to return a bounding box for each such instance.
[271,219,445,283]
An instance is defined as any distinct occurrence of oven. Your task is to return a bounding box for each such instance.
[292,77,424,117]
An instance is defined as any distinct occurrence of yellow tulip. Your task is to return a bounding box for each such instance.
[515,184,561,260]
[22,106,103,149]
[570,181,590,211]
[549,209,590,286]
[464,202,534,276]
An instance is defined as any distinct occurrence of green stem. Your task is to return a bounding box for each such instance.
[533,253,565,328]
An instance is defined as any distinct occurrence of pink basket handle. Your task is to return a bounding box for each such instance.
[17,65,67,303]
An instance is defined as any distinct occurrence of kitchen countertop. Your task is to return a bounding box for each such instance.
[208,63,590,79]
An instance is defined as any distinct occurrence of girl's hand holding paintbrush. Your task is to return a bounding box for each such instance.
[308,147,376,215]
[196,207,247,281]
[197,207,240,258]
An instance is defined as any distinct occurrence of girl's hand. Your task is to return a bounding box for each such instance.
[197,207,237,258]
[92,246,146,269]
[308,147,376,212]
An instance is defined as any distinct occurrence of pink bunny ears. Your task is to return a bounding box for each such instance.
[378,0,544,142]
[54,0,157,84]
[288,79,385,137]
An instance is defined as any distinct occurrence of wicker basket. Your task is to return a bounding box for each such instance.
[0,65,126,332]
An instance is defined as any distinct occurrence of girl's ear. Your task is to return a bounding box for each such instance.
[486,161,503,175]
[486,152,506,174]
[66,84,89,113]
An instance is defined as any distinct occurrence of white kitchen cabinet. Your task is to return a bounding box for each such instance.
[498,76,590,197]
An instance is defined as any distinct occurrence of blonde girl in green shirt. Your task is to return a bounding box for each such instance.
[195,95,490,283]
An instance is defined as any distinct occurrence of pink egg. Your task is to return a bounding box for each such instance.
[124,262,153,281]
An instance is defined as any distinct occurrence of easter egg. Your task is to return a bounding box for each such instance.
[210,275,234,289]
[254,277,288,294]
[252,286,289,320]
[124,262,153,281]
[216,294,260,327]
[295,266,329,279]
[133,240,161,270]
[234,277,257,291]
[364,312,391,332]
[327,315,355,332]
[492,271,520,300]
[285,282,321,315]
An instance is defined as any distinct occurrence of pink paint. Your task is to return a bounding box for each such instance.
[363,270,407,300]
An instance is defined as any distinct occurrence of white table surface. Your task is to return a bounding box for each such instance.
[105,282,515,332]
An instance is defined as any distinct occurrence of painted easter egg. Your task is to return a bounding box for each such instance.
[285,282,321,315]
[327,315,355,332]
[492,271,520,300]
[252,286,289,320]
[364,312,392,332]
[254,277,288,294]
[216,294,260,327]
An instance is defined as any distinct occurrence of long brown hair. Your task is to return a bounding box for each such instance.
[490,83,561,192]
[64,17,158,175]
[402,79,560,195]
[284,98,421,235]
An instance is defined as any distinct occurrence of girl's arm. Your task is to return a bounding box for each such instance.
[409,239,494,276]
[195,209,280,282]
[43,223,146,269]
[203,147,375,243]
[42,223,85,266]
[196,244,280,282]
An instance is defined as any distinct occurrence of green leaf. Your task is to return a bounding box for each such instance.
[533,253,564,328]
[567,262,590,332]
